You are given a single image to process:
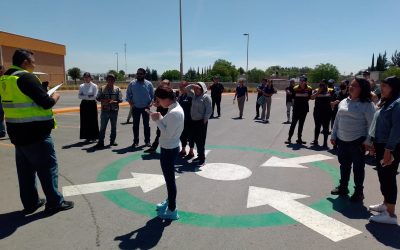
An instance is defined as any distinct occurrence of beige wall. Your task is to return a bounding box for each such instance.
[0,32,66,85]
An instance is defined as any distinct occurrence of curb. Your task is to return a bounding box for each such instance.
[53,102,130,114]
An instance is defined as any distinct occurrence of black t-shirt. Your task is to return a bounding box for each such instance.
[178,94,192,121]
[210,83,224,98]
[293,85,312,113]
[3,68,55,145]
[236,85,248,98]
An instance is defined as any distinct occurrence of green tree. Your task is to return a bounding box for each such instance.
[376,52,389,71]
[391,50,400,67]
[151,69,158,81]
[145,67,151,80]
[247,68,265,83]
[308,63,340,83]
[238,67,245,75]
[184,68,197,81]
[210,59,238,82]
[161,70,181,81]
[370,53,375,71]
[382,66,400,79]
[67,67,81,84]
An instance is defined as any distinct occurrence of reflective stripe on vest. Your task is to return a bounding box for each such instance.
[0,68,54,124]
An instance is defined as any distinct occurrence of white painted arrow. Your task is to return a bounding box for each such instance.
[260,154,333,168]
[62,173,178,197]
[247,186,362,242]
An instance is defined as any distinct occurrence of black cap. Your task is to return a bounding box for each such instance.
[362,70,370,75]
[106,73,116,80]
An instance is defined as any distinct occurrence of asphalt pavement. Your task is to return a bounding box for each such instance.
[0,90,399,250]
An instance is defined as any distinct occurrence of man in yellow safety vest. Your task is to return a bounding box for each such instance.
[0,48,74,215]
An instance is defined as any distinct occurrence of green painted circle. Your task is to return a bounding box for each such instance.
[97,145,347,228]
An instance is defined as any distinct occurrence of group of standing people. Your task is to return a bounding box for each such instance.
[331,76,400,225]
[282,74,400,225]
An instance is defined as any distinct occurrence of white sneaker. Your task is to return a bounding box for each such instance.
[158,208,179,220]
[156,199,168,211]
[368,203,387,213]
[369,211,398,225]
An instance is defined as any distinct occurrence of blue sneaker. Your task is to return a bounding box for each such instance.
[158,208,179,220]
[156,199,168,211]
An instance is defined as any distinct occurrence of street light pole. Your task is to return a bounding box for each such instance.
[179,0,184,80]
[243,33,249,73]
[115,52,119,73]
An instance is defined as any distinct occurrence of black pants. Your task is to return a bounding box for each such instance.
[151,128,161,149]
[374,143,400,204]
[313,111,330,144]
[132,107,150,144]
[160,147,179,211]
[180,120,194,148]
[337,137,366,193]
[192,120,208,159]
[288,111,307,140]
[211,96,221,117]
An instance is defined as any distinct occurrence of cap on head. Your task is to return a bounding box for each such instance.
[362,70,370,76]
[106,73,116,80]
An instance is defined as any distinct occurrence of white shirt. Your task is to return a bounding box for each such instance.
[79,82,98,100]
[156,102,185,149]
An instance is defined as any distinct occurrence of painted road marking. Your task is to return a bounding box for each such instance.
[62,172,178,197]
[196,163,252,181]
[247,186,362,242]
[261,154,333,168]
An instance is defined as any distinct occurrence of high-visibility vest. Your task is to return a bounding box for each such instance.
[0,67,55,125]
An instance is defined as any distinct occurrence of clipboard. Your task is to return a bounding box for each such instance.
[47,84,63,96]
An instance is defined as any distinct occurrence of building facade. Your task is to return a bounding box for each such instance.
[0,31,66,84]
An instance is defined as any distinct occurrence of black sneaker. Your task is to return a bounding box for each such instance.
[296,139,306,144]
[132,143,139,149]
[350,192,365,202]
[94,142,104,148]
[45,200,74,214]
[22,198,46,215]
[284,139,292,144]
[254,116,259,120]
[310,140,319,146]
[145,143,152,147]
[331,186,349,196]
[110,141,118,146]
[144,147,157,153]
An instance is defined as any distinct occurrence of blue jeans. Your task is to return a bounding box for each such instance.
[337,137,366,193]
[15,135,64,209]
[99,110,118,143]
[132,107,150,144]
[160,147,179,211]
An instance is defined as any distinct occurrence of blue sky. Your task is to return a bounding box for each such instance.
[1,0,399,75]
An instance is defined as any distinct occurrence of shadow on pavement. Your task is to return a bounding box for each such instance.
[112,145,145,154]
[141,153,160,161]
[285,143,307,151]
[327,196,371,219]
[0,210,49,239]
[114,217,171,250]
[365,223,400,249]
[62,140,95,149]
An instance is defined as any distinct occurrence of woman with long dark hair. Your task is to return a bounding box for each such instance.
[330,77,375,202]
[368,76,400,224]
[78,72,99,142]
